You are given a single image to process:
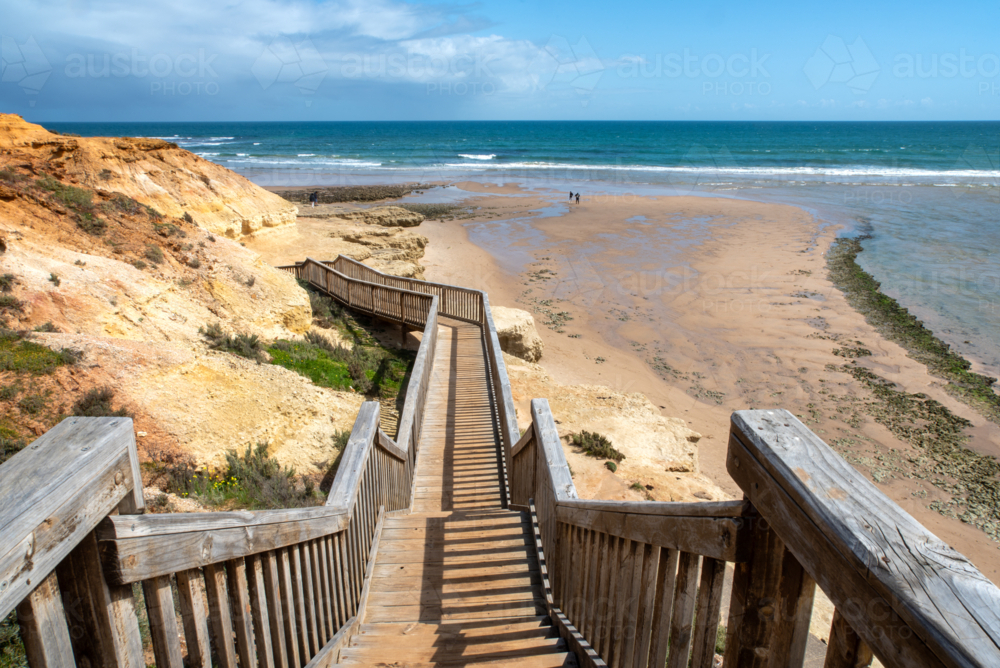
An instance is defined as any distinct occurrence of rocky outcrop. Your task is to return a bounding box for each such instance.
[503,353,727,503]
[0,116,368,475]
[335,206,424,228]
[276,184,430,204]
[492,306,544,362]
[246,204,430,279]
[0,115,297,239]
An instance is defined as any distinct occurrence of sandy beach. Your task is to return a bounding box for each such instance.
[250,178,1000,584]
[412,181,1000,583]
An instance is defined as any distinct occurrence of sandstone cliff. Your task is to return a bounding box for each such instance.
[504,353,727,503]
[0,115,297,239]
[492,306,544,362]
[0,114,360,478]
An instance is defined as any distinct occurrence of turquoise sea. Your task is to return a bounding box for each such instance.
[49,121,1000,375]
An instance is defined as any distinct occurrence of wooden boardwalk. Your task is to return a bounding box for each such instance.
[337,320,576,666]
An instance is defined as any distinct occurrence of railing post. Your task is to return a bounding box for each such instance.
[723,502,815,668]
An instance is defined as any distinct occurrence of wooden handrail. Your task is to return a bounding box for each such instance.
[509,398,1000,668]
[726,409,1000,668]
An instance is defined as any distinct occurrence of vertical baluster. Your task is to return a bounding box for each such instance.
[315,539,334,639]
[226,559,258,668]
[177,569,213,668]
[276,548,301,668]
[260,552,290,668]
[620,541,647,668]
[288,545,311,660]
[246,554,276,668]
[665,553,700,668]
[335,530,354,620]
[143,575,185,668]
[310,540,329,644]
[632,543,659,668]
[690,557,726,668]
[299,543,321,656]
[608,538,634,667]
[16,572,77,668]
[649,548,680,668]
[204,562,239,668]
[593,533,614,657]
[824,609,874,668]
[325,535,343,630]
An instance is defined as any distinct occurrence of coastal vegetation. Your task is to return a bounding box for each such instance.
[827,236,1000,542]
[827,236,1000,422]
[572,429,626,463]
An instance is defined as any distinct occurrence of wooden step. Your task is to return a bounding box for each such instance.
[364,600,547,622]
[335,652,578,667]
[355,617,552,637]
[340,637,567,662]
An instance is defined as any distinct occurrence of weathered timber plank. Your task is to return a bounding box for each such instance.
[100,512,348,584]
[143,575,185,668]
[16,572,77,668]
[176,569,212,668]
[203,563,238,668]
[728,410,992,668]
[2,424,135,620]
[555,505,746,563]
[557,498,749,518]
[690,557,726,668]
[825,609,875,668]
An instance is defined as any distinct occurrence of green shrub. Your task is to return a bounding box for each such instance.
[76,212,107,236]
[36,175,93,210]
[144,245,164,264]
[573,430,625,463]
[48,273,60,287]
[17,393,48,414]
[0,169,26,184]
[164,442,319,510]
[0,275,15,293]
[154,222,185,238]
[0,331,80,374]
[187,257,201,269]
[0,384,19,401]
[183,212,194,224]
[199,323,265,362]
[72,387,130,418]
[33,322,58,333]
[0,610,26,668]
[104,193,145,216]
[605,461,618,473]
[0,295,23,313]
[132,259,147,270]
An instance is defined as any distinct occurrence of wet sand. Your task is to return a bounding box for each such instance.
[416,181,1000,583]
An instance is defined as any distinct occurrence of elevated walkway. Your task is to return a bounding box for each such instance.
[338,320,574,666]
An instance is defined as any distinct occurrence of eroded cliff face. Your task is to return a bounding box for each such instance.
[0,114,363,477]
[0,115,297,239]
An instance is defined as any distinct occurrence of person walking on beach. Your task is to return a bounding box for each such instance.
[569,191,574,201]
[575,193,580,204]
[309,191,318,207]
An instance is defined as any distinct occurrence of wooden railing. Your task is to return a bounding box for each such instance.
[8,255,999,668]
[1,263,441,668]
[284,255,519,504]
[510,400,1000,668]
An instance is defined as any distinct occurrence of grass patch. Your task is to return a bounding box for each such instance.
[0,330,80,374]
[268,330,413,397]
[35,175,106,235]
[104,193,145,216]
[0,169,27,184]
[72,387,130,418]
[828,236,1000,422]
[200,323,266,362]
[572,430,625,463]
[163,442,320,510]
[0,423,27,467]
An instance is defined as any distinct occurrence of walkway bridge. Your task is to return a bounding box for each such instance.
[2,256,999,668]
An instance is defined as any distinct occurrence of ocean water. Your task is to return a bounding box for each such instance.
[48,121,1000,375]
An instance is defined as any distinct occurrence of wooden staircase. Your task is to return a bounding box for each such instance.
[335,320,576,666]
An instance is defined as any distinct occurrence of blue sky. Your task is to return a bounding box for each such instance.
[2,0,998,121]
